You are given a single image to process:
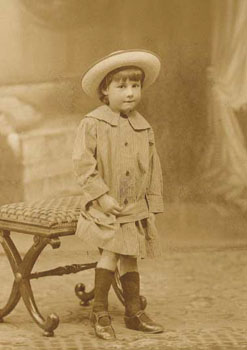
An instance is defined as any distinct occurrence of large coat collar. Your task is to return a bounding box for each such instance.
[85,105,151,130]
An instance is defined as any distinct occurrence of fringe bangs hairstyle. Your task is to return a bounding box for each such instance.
[98,66,145,104]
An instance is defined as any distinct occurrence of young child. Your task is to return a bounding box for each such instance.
[73,49,164,340]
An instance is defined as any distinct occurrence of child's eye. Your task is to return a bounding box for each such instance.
[118,85,125,89]
[132,83,140,88]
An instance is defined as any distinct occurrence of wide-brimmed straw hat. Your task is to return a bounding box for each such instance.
[81,49,161,99]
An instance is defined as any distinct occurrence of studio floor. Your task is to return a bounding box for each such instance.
[1,203,247,350]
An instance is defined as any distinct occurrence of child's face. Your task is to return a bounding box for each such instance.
[103,78,142,114]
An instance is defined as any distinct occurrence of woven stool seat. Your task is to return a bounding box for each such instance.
[0,195,83,237]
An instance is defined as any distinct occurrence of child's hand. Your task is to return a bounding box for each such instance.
[97,194,123,215]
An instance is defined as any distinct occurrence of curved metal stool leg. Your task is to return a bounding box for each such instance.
[75,284,95,306]
[19,279,59,337]
[74,262,97,306]
[0,231,22,320]
[0,231,59,336]
[18,236,60,336]
[0,282,21,321]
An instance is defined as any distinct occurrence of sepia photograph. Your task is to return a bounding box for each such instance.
[0,0,246,349]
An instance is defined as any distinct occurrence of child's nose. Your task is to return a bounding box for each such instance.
[126,86,134,96]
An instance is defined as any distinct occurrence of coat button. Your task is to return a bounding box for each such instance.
[126,170,130,176]
[124,199,128,205]
[124,142,128,146]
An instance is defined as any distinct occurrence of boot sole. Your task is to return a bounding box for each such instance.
[126,325,164,334]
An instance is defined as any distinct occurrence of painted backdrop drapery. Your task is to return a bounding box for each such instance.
[200,0,247,211]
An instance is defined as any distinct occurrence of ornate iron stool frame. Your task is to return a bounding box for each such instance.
[0,199,127,337]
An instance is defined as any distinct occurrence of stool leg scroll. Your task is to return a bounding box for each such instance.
[20,279,59,337]
[19,236,59,336]
[0,231,59,336]
[0,231,22,320]
[75,284,95,306]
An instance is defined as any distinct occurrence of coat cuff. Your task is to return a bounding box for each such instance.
[146,194,164,213]
[81,177,109,209]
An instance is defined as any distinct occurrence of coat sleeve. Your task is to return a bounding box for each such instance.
[146,128,164,213]
[72,117,109,209]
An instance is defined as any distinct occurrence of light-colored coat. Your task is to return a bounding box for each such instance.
[72,105,164,257]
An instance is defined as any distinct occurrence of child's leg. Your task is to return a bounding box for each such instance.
[119,255,138,276]
[120,255,163,334]
[119,255,141,316]
[94,250,119,313]
[92,250,119,340]
[97,249,119,271]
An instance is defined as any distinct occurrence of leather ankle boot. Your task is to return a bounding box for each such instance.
[120,272,164,334]
[90,311,115,340]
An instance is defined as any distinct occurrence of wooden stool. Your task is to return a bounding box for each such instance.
[0,195,125,336]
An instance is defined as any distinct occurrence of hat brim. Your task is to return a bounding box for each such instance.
[81,49,161,99]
